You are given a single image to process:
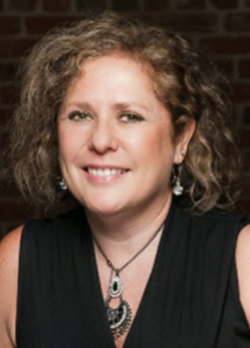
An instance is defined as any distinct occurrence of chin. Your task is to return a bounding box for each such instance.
[82,198,124,217]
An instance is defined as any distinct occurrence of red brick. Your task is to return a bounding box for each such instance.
[200,37,250,55]
[76,0,107,11]
[143,0,169,11]
[43,0,70,12]
[0,179,21,200]
[0,201,35,220]
[241,183,250,199]
[0,39,38,59]
[237,175,250,198]
[0,84,18,107]
[156,13,218,33]
[8,0,37,11]
[238,59,250,79]
[213,58,234,79]
[243,107,250,126]
[210,0,238,9]
[111,0,140,11]
[0,63,17,83]
[176,0,206,9]
[0,17,21,35]
[25,16,78,34]
[0,130,10,150]
[0,226,7,241]
[239,129,250,147]
[0,226,12,241]
[225,13,250,32]
[235,199,250,217]
[0,108,15,126]
[2,223,24,238]
[241,150,250,170]
[230,83,250,103]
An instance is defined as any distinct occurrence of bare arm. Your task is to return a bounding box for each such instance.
[236,224,250,327]
[0,226,23,348]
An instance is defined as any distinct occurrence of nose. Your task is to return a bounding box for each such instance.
[88,118,118,154]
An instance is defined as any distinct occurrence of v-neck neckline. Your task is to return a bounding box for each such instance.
[87,201,175,348]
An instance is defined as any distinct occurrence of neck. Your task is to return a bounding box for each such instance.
[85,194,172,260]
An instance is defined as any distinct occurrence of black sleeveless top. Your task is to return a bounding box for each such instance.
[16,201,250,347]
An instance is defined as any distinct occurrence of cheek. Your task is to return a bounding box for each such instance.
[58,126,82,163]
[127,129,174,173]
[142,127,174,158]
[58,127,69,158]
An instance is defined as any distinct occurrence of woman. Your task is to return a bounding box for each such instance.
[1,11,250,348]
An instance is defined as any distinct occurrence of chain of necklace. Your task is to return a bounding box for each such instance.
[93,223,164,340]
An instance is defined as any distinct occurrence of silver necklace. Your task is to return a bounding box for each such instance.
[93,224,164,340]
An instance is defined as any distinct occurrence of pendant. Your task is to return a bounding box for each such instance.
[109,274,123,298]
[105,272,132,339]
[105,298,132,339]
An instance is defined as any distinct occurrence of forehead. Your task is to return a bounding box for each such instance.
[83,53,154,82]
[65,54,158,101]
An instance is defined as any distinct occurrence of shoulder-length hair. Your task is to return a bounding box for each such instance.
[8,11,240,213]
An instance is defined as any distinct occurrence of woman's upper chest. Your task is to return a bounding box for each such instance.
[16,206,250,348]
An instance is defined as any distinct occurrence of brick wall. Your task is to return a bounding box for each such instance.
[0,0,250,239]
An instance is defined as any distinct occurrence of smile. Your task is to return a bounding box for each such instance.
[85,167,127,177]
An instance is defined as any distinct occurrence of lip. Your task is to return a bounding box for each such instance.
[83,164,129,183]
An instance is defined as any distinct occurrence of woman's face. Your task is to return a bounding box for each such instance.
[58,54,193,219]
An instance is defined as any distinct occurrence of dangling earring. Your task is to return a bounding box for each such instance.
[172,165,183,196]
[59,177,67,191]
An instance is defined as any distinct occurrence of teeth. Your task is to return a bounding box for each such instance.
[88,168,125,176]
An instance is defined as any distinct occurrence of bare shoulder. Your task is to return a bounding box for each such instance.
[235,224,250,326]
[0,226,23,275]
[0,226,23,348]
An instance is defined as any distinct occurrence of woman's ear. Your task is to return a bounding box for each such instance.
[174,119,196,164]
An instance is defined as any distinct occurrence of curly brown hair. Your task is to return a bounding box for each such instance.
[8,11,240,213]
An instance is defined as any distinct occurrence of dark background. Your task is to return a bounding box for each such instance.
[1,0,250,240]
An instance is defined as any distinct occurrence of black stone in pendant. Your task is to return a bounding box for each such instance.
[109,275,123,298]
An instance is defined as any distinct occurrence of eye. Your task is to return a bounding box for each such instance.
[68,111,92,121]
[120,112,144,123]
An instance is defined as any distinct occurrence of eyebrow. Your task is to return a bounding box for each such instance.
[62,102,93,111]
[63,101,151,113]
[113,102,150,112]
